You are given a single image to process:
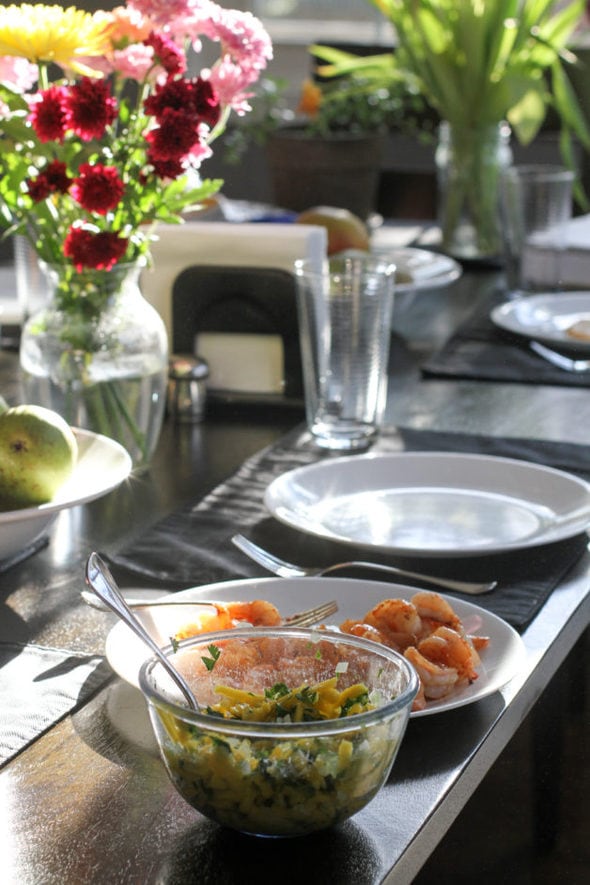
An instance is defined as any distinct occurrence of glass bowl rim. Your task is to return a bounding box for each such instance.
[139,625,419,738]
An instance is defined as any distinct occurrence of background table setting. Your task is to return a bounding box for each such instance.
[1,240,590,882]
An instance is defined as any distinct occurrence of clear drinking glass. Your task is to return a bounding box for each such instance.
[294,255,395,451]
[500,164,574,296]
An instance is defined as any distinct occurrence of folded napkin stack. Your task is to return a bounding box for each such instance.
[524,213,590,288]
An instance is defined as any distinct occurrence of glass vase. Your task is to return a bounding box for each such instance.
[19,260,168,468]
[435,120,513,262]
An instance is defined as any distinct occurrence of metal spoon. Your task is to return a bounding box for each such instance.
[85,552,199,711]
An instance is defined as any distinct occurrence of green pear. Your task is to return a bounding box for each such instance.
[0,405,78,510]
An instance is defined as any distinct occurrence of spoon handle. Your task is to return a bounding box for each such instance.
[85,552,199,710]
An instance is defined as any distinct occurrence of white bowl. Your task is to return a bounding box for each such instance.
[0,427,132,560]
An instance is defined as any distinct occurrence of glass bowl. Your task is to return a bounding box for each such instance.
[139,626,418,838]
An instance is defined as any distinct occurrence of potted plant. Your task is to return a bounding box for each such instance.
[224,67,428,220]
[313,0,590,259]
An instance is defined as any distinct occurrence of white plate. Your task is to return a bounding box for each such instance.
[264,452,590,558]
[0,428,132,559]
[371,246,462,293]
[491,292,590,353]
[104,576,526,718]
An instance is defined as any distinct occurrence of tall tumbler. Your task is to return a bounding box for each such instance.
[500,164,574,296]
[294,255,395,451]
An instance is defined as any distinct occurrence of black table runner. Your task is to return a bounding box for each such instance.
[422,289,590,387]
[109,425,590,633]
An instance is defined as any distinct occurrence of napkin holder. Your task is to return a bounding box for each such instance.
[140,221,326,404]
[171,265,303,402]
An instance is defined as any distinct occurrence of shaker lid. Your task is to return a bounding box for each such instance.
[168,354,209,381]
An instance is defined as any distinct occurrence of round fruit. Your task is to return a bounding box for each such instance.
[0,405,78,510]
[295,205,371,255]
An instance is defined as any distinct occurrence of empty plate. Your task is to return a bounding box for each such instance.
[264,452,590,557]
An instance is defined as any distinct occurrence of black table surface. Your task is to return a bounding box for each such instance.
[1,260,589,885]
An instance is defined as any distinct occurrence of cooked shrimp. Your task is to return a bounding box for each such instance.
[469,634,490,651]
[174,599,282,640]
[339,619,390,645]
[417,625,480,683]
[223,599,282,626]
[404,646,459,700]
[363,598,422,648]
[411,591,462,634]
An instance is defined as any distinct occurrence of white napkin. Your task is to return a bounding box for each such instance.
[141,221,327,344]
[524,213,590,287]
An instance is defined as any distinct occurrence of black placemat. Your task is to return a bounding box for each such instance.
[108,425,590,633]
[0,642,112,767]
[422,290,590,387]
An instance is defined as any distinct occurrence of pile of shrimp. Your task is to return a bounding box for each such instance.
[340,591,490,711]
[172,592,489,712]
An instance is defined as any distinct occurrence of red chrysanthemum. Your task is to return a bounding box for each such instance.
[191,78,221,129]
[146,155,185,180]
[70,163,125,214]
[64,227,129,270]
[28,86,69,142]
[144,32,185,76]
[26,160,71,202]
[144,76,220,129]
[145,107,201,161]
[65,77,118,141]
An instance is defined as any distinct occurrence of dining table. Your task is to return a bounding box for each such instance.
[1,227,589,885]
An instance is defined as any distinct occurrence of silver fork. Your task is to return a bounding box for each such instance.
[80,587,338,625]
[232,534,497,595]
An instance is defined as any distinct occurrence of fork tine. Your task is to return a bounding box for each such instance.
[285,600,338,627]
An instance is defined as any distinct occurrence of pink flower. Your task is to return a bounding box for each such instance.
[0,56,38,92]
[206,60,254,114]
[111,44,159,82]
[128,0,205,29]
[201,8,272,76]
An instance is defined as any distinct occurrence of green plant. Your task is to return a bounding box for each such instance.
[312,0,590,203]
[222,64,431,165]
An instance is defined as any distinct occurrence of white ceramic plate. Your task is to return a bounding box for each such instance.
[491,292,590,353]
[264,452,590,558]
[372,246,462,293]
[104,576,526,718]
[0,428,132,559]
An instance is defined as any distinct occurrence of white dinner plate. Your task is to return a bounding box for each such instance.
[264,452,590,558]
[491,292,590,353]
[104,576,526,718]
[372,246,462,293]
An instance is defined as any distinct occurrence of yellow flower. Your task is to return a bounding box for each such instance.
[0,4,112,75]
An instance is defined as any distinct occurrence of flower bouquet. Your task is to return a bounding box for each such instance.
[312,0,590,259]
[0,1,271,464]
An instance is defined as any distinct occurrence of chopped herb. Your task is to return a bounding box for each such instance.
[297,686,319,705]
[201,643,221,671]
[169,636,180,653]
[265,682,290,699]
